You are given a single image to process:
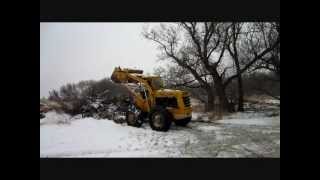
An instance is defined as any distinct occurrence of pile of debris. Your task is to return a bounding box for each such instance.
[40,89,132,123]
[40,103,51,119]
[79,96,130,124]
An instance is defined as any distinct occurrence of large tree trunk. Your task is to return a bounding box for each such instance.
[231,23,244,112]
[236,75,244,111]
[232,53,244,112]
[205,88,215,112]
[215,81,232,113]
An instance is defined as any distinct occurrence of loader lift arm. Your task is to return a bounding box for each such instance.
[111,67,156,112]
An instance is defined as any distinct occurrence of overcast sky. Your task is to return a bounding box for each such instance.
[40,23,164,98]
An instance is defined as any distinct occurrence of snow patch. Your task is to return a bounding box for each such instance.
[40,111,71,125]
[196,125,221,132]
[216,117,279,126]
[265,99,280,104]
[192,112,210,122]
[40,117,198,157]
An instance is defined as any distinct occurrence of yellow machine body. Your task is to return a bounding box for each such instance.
[111,67,192,121]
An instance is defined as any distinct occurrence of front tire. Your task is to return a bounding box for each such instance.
[126,111,143,127]
[174,117,191,126]
[126,103,144,127]
[149,107,172,132]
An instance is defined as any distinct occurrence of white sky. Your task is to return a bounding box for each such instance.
[40,23,164,98]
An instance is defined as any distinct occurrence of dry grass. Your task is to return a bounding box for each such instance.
[44,100,64,113]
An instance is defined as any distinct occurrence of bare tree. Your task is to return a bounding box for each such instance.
[223,22,280,83]
[143,23,229,111]
[143,22,280,112]
[48,89,61,102]
[253,22,280,80]
[240,22,280,100]
[223,22,280,105]
[226,23,245,111]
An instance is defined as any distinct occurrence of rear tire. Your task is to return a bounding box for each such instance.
[149,106,172,132]
[174,117,191,126]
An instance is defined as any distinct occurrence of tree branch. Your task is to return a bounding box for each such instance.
[223,34,280,86]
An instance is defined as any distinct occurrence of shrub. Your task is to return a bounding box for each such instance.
[47,78,129,116]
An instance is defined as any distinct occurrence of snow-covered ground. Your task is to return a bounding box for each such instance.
[41,117,198,157]
[40,100,280,158]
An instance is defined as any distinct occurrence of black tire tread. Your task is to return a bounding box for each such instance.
[149,106,172,132]
[174,117,191,126]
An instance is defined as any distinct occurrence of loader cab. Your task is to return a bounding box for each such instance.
[151,77,164,90]
[144,76,164,90]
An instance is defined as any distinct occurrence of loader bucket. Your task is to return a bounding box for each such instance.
[111,67,143,83]
[125,69,143,74]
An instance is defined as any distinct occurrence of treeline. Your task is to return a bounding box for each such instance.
[42,78,129,115]
[157,69,279,111]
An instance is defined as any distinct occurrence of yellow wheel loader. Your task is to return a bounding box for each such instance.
[111,67,192,131]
